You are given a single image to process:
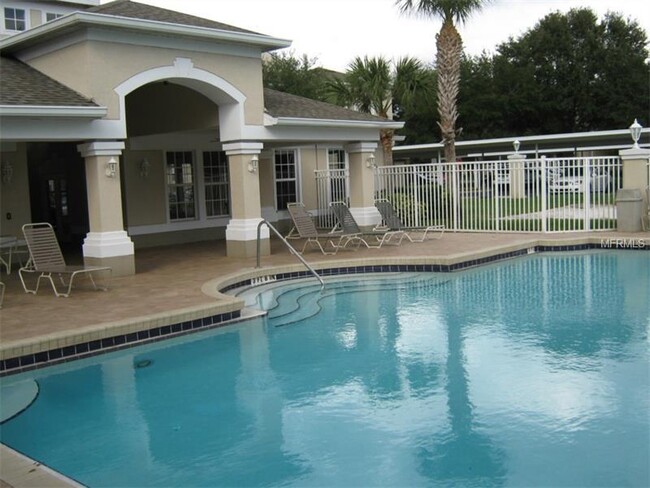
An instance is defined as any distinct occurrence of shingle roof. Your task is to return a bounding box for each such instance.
[0,57,384,125]
[264,88,387,123]
[88,0,258,34]
[0,56,98,107]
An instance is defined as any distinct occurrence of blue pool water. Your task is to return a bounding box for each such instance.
[1,251,648,487]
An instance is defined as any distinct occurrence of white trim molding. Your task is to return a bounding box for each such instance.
[0,11,291,53]
[77,141,125,158]
[83,231,134,258]
[274,117,403,130]
[223,141,264,156]
[619,148,650,160]
[226,218,269,241]
[0,105,106,118]
[346,142,379,154]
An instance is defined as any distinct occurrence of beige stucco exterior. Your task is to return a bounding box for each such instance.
[25,40,265,125]
[122,149,167,227]
[620,148,650,226]
[0,6,395,266]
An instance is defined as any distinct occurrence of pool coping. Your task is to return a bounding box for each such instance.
[1,235,647,376]
[0,444,83,487]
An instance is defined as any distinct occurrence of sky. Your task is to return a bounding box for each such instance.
[121,0,650,71]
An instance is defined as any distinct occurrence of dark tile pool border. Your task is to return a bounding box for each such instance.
[0,311,240,376]
[2,242,647,376]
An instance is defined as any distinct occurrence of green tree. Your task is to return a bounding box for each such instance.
[326,55,433,163]
[396,0,491,161]
[262,51,332,101]
[492,8,648,134]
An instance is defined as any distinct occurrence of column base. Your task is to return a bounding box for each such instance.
[85,254,135,277]
[227,238,270,258]
[226,218,270,258]
[83,231,135,276]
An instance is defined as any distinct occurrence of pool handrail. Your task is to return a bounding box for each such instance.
[256,219,325,291]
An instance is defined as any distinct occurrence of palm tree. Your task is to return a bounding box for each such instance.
[326,55,432,164]
[396,0,491,163]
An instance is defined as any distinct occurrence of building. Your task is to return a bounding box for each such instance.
[0,0,401,276]
[394,128,650,163]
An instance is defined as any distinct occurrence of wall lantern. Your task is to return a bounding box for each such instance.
[105,157,118,178]
[513,139,521,154]
[1,160,13,184]
[629,119,642,149]
[140,158,150,178]
[248,154,259,173]
[366,153,376,169]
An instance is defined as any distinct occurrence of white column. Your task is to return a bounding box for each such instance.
[619,147,650,232]
[223,142,269,258]
[77,141,135,276]
[346,142,381,227]
[508,153,527,199]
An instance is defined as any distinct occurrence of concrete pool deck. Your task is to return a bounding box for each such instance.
[0,230,648,487]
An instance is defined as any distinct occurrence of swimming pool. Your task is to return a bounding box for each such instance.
[1,251,648,486]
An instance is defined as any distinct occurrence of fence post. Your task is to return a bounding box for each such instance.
[451,163,459,231]
[583,158,591,231]
[494,162,501,231]
[540,156,547,233]
[413,166,421,227]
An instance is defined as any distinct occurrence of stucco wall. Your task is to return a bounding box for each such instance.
[0,143,32,236]
[259,153,274,213]
[26,39,265,124]
[122,149,167,227]
[299,146,320,211]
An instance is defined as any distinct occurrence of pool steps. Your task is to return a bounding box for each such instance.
[236,273,452,327]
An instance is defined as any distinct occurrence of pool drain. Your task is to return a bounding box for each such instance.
[135,359,153,369]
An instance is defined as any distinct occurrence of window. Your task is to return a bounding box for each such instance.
[4,8,25,31]
[46,12,63,22]
[326,148,349,205]
[203,151,229,217]
[328,149,346,170]
[166,151,195,221]
[274,149,298,210]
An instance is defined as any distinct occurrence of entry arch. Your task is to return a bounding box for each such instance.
[114,57,247,141]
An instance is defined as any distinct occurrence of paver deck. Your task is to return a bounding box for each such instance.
[2,231,646,350]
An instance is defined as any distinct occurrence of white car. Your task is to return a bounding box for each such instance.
[548,168,612,193]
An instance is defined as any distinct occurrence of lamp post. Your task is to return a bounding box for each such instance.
[629,119,642,149]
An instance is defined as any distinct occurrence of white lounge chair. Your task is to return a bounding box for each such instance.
[19,223,111,297]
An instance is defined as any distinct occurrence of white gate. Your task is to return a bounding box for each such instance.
[315,169,349,229]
